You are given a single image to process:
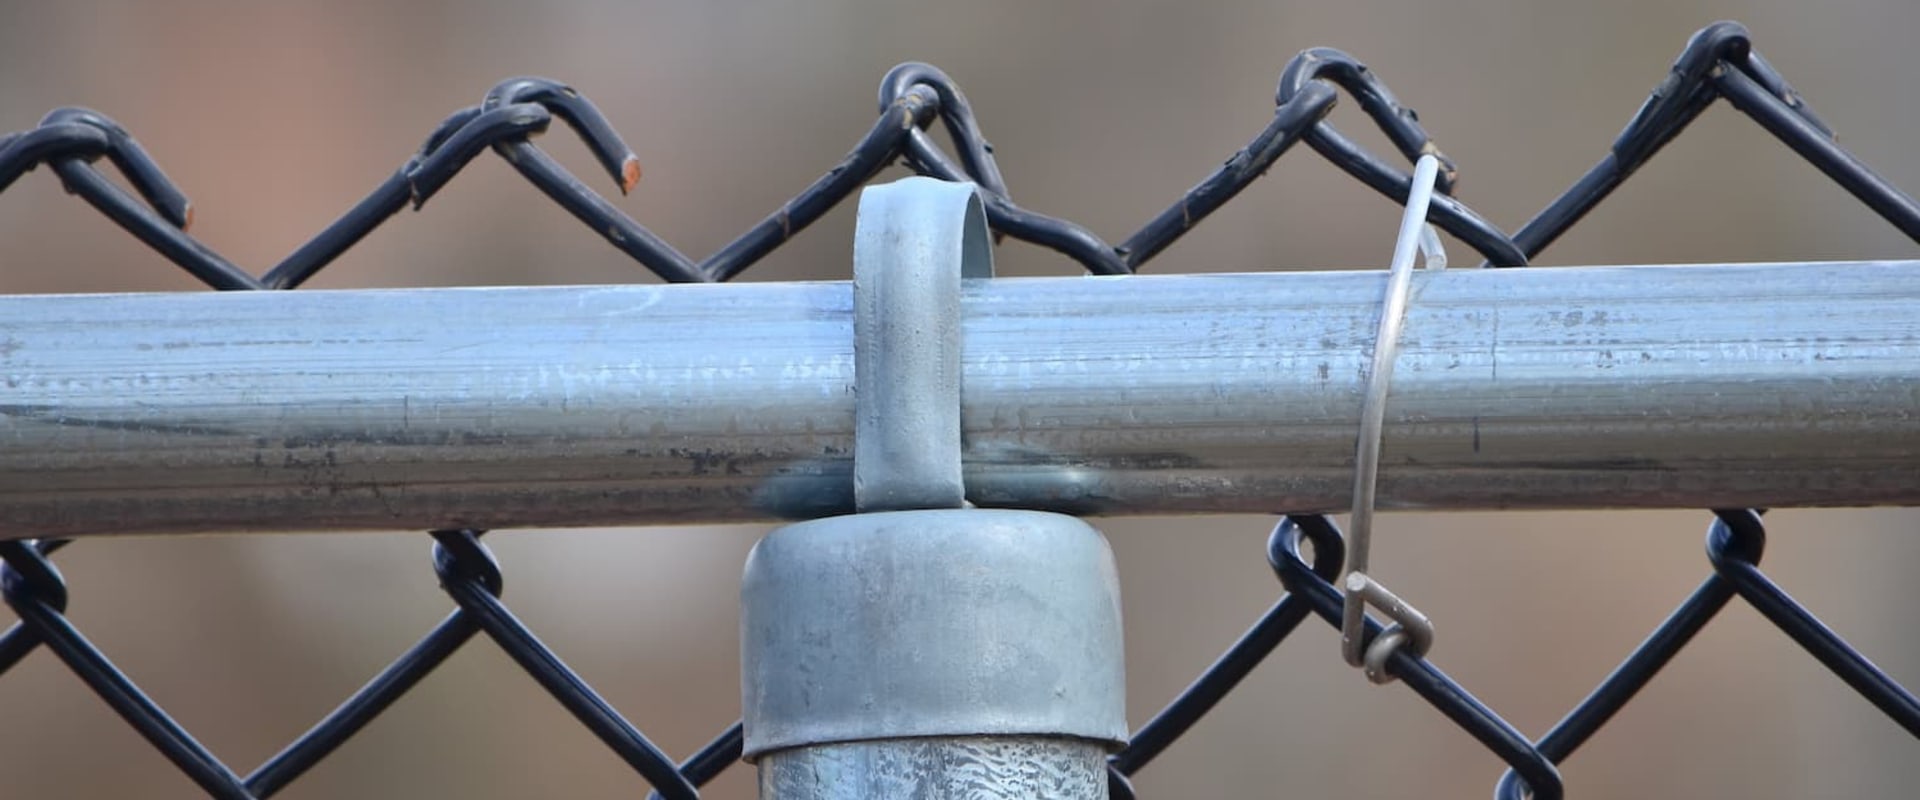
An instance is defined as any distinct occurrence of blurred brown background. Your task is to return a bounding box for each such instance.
[3,1,1920,797]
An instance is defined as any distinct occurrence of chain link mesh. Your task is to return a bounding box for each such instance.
[2,19,1918,799]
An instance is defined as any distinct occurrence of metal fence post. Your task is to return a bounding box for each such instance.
[739,178,1128,798]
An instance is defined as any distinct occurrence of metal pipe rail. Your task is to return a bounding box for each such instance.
[3,259,1917,538]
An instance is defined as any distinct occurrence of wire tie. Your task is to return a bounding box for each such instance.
[1340,153,1446,684]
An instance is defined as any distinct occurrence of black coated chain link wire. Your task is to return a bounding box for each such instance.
[2,19,1919,798]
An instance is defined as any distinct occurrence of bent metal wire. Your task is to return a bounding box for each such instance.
[1,19,1919,799]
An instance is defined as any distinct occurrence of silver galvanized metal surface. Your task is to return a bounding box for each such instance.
[3,260,1919,537]
[755,737,1108,800]
[740,509,1128,757]
[753,179,1110,800]
[850,177,989,512]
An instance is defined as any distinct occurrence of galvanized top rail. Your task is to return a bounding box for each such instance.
[5,258,1916,537]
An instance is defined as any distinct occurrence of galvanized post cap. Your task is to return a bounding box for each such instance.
[740,508,1128,759]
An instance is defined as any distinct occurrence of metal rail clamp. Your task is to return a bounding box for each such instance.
[740,177,1129,799]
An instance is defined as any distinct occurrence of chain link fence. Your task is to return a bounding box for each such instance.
[2,18,1918,798]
